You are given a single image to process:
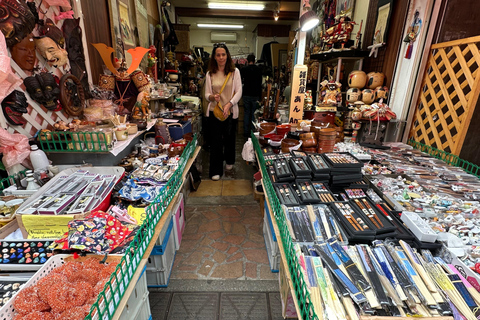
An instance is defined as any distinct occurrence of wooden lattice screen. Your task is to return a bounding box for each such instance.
[409,35,480,155]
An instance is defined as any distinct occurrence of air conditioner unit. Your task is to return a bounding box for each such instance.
[210,32,237,43]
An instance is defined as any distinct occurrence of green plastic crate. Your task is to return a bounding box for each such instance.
[39,131,110,152]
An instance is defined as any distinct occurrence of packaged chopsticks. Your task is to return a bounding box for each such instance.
[274,183,300,206]
[329,201,376,242]
[285,206,315,242]
[289,157,312,178]
[273,158,294,182]
[308,204,348,244]
[295,179,322,204]
[311,182,335,203]
[349,197,397,235]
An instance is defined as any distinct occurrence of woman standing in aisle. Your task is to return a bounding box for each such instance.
[205,43,242,181]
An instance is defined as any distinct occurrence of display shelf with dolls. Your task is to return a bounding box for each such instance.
[344,70,396,147]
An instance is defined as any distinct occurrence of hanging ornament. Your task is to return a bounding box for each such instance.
[404,10,422,59]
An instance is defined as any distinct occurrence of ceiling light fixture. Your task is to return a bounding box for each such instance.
[299,4,319,31]
[273,11,279,21]
[197,23,244,29]
[208,2,265,11]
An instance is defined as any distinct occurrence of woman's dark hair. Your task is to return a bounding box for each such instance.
[207,43,235,74]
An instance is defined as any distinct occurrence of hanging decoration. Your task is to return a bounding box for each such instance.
[404,10,422,59]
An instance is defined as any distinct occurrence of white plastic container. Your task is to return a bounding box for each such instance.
[29,145,49,171]
[401,211,438,243]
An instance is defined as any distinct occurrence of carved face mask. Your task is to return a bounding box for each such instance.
[1,90,28,125]
[24,73,60,111]
[10,33,36,72]
[35,36,68,68]
[0,0,36,48]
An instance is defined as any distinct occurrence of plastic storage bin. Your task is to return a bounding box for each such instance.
[154,210,173,246]
[263,202,280,272]
[168,121,192,141]
[146,219,176,287]
[119,266,152,320]
[172,193,185,251]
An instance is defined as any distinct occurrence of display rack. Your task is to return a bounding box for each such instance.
[76,135,200,320]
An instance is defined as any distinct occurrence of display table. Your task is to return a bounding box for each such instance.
[111,146,200,320]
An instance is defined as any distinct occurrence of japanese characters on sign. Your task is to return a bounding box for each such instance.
[289,65,308,124]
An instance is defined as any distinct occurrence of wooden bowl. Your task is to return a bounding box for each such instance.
[259,122,276,136]
[281,138,301,153]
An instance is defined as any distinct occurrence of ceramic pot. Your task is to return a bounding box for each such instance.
[346,88,362,103]
[366,72,385,89]
[375,86,389,101]
[348,70,367,89]
[362,89,376,104]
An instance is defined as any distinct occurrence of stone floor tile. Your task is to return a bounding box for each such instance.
[197,259,215,276]
[211,241,229,252]
[208,230,224,240]
[202,211,219,220]
[223,221,232,233]
[198,246,215,253]
[178,265,197,271]
[226,252,243,262]
[223,235,245,245]
[199,237,213,247]
[243,241,266,248]
[246,262,257,279]
[232,223,246,234]
[171,272,198,280]
[248,233,264,243]
[217,207,241,218]
[213,251,227,263]
[227,246,239,255]
[177,240,199,252]
[183,251,204,265]
[211,261,243,279]
[260,265,278,280]
[197,220,222,233]
[244,249,269,264]
[182,233,203,240]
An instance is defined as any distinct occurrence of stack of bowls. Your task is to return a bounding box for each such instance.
[276,124,291,137]
[299,132,317,153]
[318,128,337,153]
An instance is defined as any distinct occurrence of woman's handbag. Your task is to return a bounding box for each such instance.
[213,72,232,121]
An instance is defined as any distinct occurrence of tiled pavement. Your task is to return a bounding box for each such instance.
[147,133,286,319]
[170,201,276,280]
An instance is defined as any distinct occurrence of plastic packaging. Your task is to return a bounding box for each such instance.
[29,145,49,172]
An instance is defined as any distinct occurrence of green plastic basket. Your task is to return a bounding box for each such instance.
[39,131,110,152]
[85,134,197,319]
[251,133,318,320]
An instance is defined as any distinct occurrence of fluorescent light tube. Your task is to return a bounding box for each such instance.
[208,2,265,10]
[197,24,244,29]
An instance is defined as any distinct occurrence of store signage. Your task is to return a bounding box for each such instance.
[289,64,308,124]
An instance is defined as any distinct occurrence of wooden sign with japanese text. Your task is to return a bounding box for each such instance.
[289,64,308,124]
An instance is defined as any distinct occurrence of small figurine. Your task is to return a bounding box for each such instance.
[320,80,342,106]
[188,80,197,94]
[132,91,151,120]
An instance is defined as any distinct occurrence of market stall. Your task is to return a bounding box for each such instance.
[253,131,480,320]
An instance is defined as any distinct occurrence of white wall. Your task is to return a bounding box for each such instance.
[189,29,255,57]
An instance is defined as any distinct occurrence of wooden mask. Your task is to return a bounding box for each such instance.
[0,0,36,48]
